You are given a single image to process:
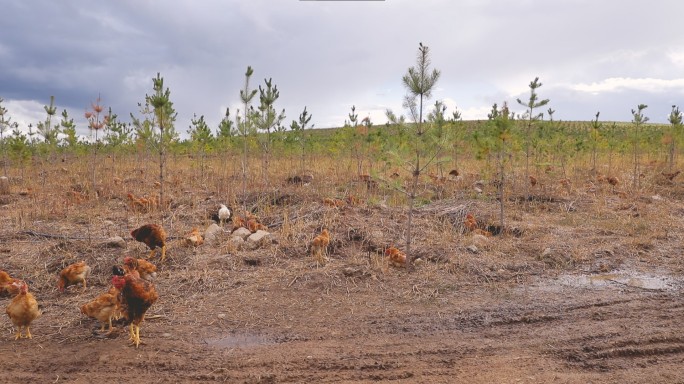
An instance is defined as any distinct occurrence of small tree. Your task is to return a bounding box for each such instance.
[252,77,286,187]
[289,106,313,173]
[516,77,549,200]
[104,108,133,148]
[85,95,107,196]
[188,113,214,179]
[238,66,258,209]
[589,111,602,174]
[147,73,177,215]
[37,96,60,145]
[630,104,648,189]
[60,109,79,148]
[401,42,441,262]
[0,98,18,176]
[667,105,682,171]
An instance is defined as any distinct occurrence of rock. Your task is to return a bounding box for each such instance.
[247,230,272,247]
[471,234,489,247]
[204,223,222,244]
[102,236,126,248]
[231,227,252,240]
[217,313,226,319]
[466,245,479,254]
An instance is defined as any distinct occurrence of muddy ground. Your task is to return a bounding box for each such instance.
[1,174,684,383]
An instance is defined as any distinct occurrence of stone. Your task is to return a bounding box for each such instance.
[102,236,126,248]
[466,245,479,253]
[204,223,222,244]
[231,227,252,240]
[247,230,272,246]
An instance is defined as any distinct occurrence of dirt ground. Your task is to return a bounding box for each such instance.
[1,168,684,383]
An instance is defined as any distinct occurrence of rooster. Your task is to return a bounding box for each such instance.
[111,266,159,348]
[81,290,120,334]
[57,261,92,292]
[310,228,331,266]
[123,257,157,281]
[131,224,167,262]
[5,280,41,340]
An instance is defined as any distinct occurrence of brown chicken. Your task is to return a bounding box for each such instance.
[662,170,681,181]
[123,256,157,281]
[0,270,21,297]
[127,193,157,213]
[5,280,41,340]
[131,224,167,262]
[185,227,204,247]
[81,290,120,334]
[385,246,407,268]
[57,261,92,292]
[464,214,478,232]
[111,266,159,348]
[310,228,331,266]
[246,218,267,233]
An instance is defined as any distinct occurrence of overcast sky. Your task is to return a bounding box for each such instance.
[2,0,683,139]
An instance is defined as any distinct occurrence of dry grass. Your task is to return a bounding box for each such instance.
[1,151,684,343]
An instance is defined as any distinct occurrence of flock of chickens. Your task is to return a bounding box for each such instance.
[1,196,415,348]
[1,222,168,347]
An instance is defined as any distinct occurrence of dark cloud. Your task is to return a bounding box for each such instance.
[1,0,684,137]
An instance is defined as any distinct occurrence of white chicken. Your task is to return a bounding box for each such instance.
[218,204,232,227]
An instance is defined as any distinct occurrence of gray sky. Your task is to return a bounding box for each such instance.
[1,0,683,139]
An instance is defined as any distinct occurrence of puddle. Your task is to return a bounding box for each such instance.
[529,269,682,292]
[205,333,273,349]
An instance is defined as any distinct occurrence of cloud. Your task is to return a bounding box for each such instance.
[567,77,684,95]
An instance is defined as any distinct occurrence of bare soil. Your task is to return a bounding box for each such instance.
[1,165,684,383]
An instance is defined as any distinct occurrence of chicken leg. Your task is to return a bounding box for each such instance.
[160,245,167,262]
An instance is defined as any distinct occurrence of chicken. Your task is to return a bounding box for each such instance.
[385,246,407,268]
[57,261,92,292]
[606,176,619,187]
[529,175,538,187]
[464,214,478,232]
[246,218,267,233]
[310,228,331,266]
[0,270,21,298]
[472,228,493,237]
[131,224,167,262]
[127,193,157,213]
[185,227,204,247]
[111,266,159,348]
[81,290,119,334]
[662,170,681,181]
[217,204,232,227]
[5,280,41,340]
[123,257,157,281]
[323,198,346,208]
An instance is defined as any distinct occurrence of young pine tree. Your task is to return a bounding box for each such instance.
[630,104,648,189]
[252,78,286,188]
[289,106,313,173]
[401,42,441,263]
[516,77,549,201]
[667,105,682,172]
[147,73,177,216]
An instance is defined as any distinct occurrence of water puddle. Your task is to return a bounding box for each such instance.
[530,269,682,292]
[205,333,273,349]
